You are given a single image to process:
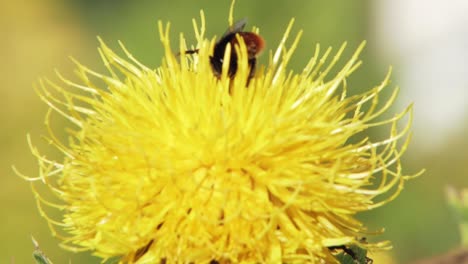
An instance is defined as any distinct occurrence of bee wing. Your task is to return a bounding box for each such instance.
[221,18,248,38]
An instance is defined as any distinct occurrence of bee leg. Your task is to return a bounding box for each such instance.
[184,49,200,55]
[246,57,257,86]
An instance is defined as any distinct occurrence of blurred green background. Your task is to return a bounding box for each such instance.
[2,0,466,263]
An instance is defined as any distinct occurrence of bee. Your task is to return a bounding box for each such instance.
[186,18,265,85]
[210,18,265,80]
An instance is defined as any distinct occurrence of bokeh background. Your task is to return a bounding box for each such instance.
[2,0,467,263]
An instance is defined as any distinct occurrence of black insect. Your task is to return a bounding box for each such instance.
[329,242,373,264]
[186,18,265,85]
[210,18,265,80]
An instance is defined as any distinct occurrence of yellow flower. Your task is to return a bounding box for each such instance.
[22,10,420,264]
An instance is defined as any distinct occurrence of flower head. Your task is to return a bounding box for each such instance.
[23,10,419,264]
